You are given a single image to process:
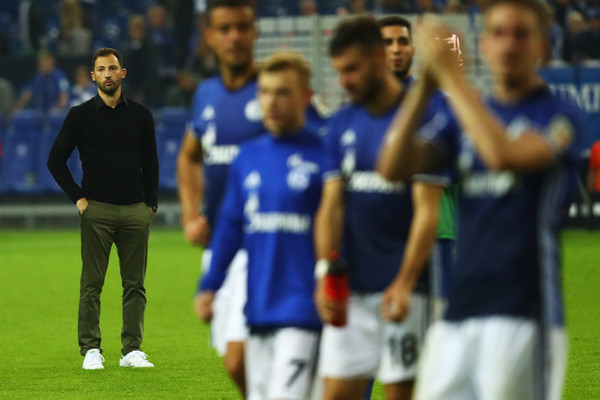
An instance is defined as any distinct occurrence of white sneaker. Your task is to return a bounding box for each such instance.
[119,350,154,368]
[82,348,105,370]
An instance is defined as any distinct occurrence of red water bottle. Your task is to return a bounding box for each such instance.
[323,251,350,327]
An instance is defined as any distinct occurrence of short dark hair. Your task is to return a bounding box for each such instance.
[485,0,549,37]
[329,16,385,57]
[207,0,256,14]
[378,15,412,42]
[91,48,124,70]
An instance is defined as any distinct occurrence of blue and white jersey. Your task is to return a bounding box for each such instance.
[324,99,449,294]
[190,76,265,230]
[201,127,324,331]
[428,87,584,326]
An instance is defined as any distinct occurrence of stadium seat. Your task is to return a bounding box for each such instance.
[159,107,190,133]
[48,111,68,134]
[156,127,185,191]
[0,132,40,193]
[10,110,44,135]
[37,131,83,192]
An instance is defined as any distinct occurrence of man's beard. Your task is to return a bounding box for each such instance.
[393,58,412,81]
[97,80,120,95]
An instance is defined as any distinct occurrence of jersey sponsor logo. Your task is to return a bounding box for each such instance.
[243,171,311,233]
[245,212,312,234]
[202,122,240,165]
[201,105,216,120]
[547,83,600,113]
[462,171,516,197]
[245,99,263,121]
[347,171,406,194]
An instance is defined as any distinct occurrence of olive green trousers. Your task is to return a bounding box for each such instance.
[78,200,153,356]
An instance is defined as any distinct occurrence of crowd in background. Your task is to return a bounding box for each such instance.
[0,0,598,118]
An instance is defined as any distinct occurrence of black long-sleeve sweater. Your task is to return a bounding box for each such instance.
[47,94,159,208]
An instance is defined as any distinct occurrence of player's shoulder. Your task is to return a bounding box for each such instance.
[194,76,223,97]
[237,133,271,155]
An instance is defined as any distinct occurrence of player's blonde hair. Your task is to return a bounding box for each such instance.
[259,51,312,90]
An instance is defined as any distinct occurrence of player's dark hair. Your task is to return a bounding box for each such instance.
[207,0,256,14]
[378,15,412,42]
[91,47,124,70]
[329,16,385,57]
[484,0,549,38]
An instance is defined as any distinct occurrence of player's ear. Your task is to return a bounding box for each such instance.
[121,68,127,79]
[90,71,96,82]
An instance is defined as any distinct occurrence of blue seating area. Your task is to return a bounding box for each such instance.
[0,107,190,194]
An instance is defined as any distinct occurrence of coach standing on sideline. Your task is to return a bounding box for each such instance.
[47,47,159,370]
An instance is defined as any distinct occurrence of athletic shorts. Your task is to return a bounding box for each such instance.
[202,249,249,355]
[246,327,320,400]
[318,292,428,384]
[414,317,567,400]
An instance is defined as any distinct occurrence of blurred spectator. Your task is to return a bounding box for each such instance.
[416,0,441,13]
[165,69,197,107]
[10,51,69,116]
[185,13,219,80]
[445,0,466,13]
[58,0,92,56]
[551,0,587,29]
[147,4,177,82]
[123,15,161,107]
[173,0,195,68]
[0,78,16,117]
[69,65,96,107]
[18,0,46,54]
[562,11,592,63]
[545,3,564,62]
[349,0,368,13]
[378,0,416,13]
[300,0,318,15]
[589,9,600,59]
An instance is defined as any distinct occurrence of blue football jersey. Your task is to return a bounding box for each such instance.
[323,99,449,293]
[201,127,324,331]
[190,76,265,230]
[428,87,585,326]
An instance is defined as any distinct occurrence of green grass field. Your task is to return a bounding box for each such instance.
[0,229,598,399]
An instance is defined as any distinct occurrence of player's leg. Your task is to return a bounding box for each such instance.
[114,202,152,356]
[222,250,249,397]
[319,294,381,400]
[224,341,246,397]
[413,320,474,400]
[269,328,320,400]
[245,333,273,400]
[474,317,539,400]
[78,200,117,355]
[547,327,567,400]
[378,293,428,400]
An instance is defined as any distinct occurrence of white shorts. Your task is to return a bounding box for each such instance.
[414,317,567,400]
[245,327,320,400]
[202,249,249,355]
[318,293,428,384]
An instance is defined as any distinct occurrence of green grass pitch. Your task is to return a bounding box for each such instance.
[0,229,598,399]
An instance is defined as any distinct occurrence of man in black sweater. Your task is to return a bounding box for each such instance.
[47,47,159,370]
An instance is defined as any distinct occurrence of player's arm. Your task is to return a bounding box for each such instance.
[196,160,244,322]
[314,178,346,323]
[177,129,210,246]
[381,182,442,321]
[377,79,441,181]
[416,19,555,171]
